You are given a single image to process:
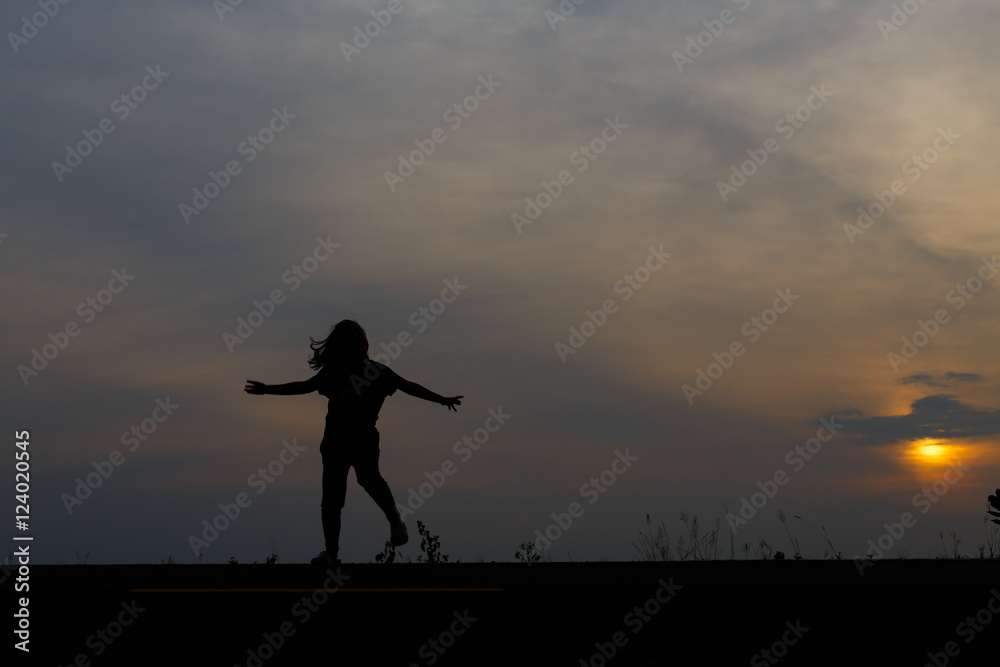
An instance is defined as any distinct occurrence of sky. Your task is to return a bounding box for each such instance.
[2,0,999,565]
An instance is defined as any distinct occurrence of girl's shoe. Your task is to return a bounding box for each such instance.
[390,521,408,546]
[310,551,341,566]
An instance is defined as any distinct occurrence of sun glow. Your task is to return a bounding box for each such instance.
[902,439,952,468]
[902,439,973,470]
[917,443,947,459]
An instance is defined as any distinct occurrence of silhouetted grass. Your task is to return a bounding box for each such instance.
[631,513,722,561]
[631,505,1000,561]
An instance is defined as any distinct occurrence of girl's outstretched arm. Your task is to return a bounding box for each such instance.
[398,379,462,411]
[245,375,319,396]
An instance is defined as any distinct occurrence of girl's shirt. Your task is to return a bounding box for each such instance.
[316,359,403,429]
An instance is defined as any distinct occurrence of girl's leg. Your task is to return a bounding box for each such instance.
[320,449,352,558]
[353,431,402,526]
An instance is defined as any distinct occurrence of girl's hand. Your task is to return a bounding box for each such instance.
[244,380,268,395]
[440,395,463,412]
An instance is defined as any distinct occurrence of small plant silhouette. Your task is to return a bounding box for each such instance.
[375,540,397,564]
[794,515,842,559]
[632,514,671,561]
[937,531,963,559]
[416,520,451,563]
[632,513,720,561]
[514,541,544,565]
[778,511,803,560]
[227,542,279,565]
[981,489,1000,558]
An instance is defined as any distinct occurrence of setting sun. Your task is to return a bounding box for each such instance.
[900,438,993,472]
[918,442,947,459]
[903,439,958,469]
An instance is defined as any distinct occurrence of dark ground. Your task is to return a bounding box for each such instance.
[12,560,1000,666]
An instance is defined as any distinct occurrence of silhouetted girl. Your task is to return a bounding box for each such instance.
[245,320,461,565]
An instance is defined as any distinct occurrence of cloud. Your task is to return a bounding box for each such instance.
[944,372,984,384]
[898,372,985,387]
[839,394,1000,446]
[899,373,942,387]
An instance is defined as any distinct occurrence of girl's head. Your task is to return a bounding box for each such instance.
[309,320,369,371]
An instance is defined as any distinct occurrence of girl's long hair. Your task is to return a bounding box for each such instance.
[309,320,369,371]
